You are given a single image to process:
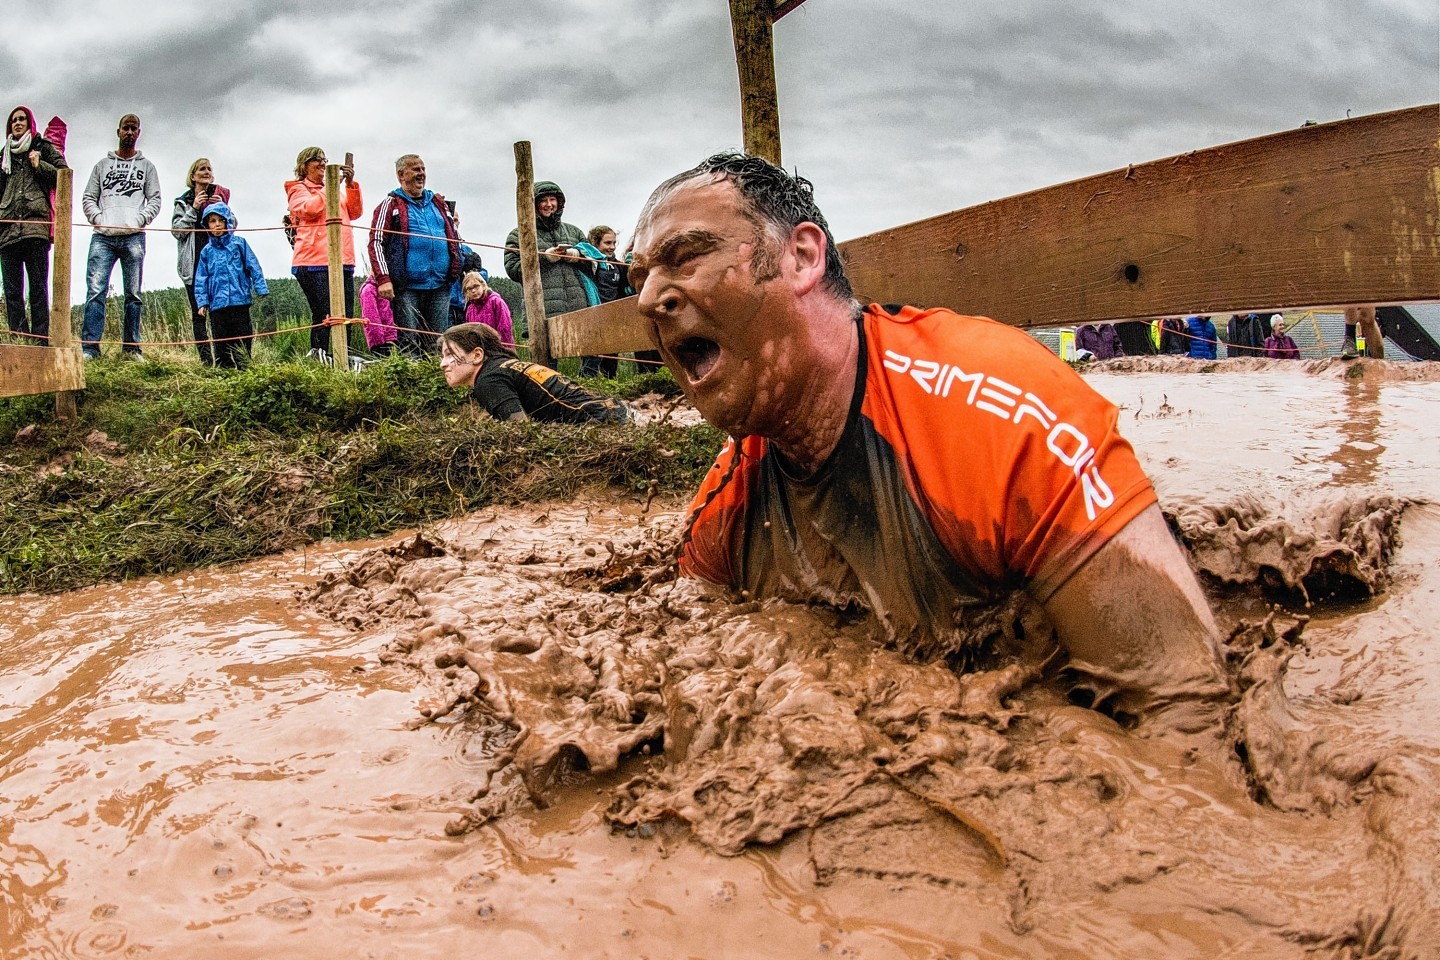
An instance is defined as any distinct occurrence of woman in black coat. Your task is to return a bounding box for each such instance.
[0,105,67,343]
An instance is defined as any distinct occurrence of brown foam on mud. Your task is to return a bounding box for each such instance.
[308,492,1438,954]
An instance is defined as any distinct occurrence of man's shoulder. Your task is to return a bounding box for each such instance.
[864,303,1044,360]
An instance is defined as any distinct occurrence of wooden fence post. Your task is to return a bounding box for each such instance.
[729,0,783,165]
[324,164,350,369]
[50,167,79,419]
[514,141,553,369]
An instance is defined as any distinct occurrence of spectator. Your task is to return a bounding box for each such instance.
[286,147,363,361]
[571,224,635,378]
[358,274,398,356]
[80,114,160,359]
[504,179,592,359]
[366,154,462,357]
[1342,305,1383,359]
[0,105,66,345]
[439,322,631,424]
[171,158,231,365]
[1157,316,1189,355]
[1226,312,1267,358]
[448,241,486,327]
[1186,315,1217,359]
[1264,314,1300,359]
[462,271,514,347]
[193,202,267,369]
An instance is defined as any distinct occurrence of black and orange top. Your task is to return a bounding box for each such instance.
[679,305,1156,646]
[471,355,631,424]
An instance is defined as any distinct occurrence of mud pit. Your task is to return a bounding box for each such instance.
[3,358,1439,958]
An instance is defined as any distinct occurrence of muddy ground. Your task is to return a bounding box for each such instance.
[2,358,1438,958]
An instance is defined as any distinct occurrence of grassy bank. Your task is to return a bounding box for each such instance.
[0,354,721,595]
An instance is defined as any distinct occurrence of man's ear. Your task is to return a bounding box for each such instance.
[787,222,828,295]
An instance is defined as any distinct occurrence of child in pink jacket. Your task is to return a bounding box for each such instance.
[462,271,514,348]
[359,275,397,355]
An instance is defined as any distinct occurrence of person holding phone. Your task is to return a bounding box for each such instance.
[171,158,231,365]
[504,179,592,349]
[286,146,363,360]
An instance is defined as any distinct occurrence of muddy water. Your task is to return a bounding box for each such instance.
[3,358,1439,959]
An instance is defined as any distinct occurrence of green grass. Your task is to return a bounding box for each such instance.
[0,351,712,595]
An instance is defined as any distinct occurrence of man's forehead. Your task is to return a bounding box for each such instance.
[636,178,743,248]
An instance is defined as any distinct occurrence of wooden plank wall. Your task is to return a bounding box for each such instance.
[0,346,86,399]
[548,105,1439,357]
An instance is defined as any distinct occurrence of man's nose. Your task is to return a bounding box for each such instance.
[635,275,681,321]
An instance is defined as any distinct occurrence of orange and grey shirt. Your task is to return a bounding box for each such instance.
[680,305,1156,647]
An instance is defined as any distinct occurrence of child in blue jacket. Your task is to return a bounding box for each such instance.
[195,201,267,368]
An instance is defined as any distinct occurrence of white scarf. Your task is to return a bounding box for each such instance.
[3,130,32,176]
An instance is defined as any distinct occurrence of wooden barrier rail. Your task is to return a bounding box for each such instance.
[0,167,84,409]
[548,104,1439,357]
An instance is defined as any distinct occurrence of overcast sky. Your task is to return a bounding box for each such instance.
[3,0,1435,304]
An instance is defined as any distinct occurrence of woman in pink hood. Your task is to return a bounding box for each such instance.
[285,147,363,358]
[0,105,67,343]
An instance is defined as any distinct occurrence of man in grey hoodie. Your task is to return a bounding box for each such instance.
[80,114,161,358]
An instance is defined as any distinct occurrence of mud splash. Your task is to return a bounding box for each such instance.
[4,360,1439,958]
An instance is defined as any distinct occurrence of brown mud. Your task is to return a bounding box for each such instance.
[3,359,1439,958]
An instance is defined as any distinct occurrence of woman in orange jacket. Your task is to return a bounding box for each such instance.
[285,147,363,357]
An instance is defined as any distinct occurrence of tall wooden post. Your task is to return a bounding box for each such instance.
[50,168,79,419]
[514,141,552,369]
[324,164,350,369]
[729,0,783,165]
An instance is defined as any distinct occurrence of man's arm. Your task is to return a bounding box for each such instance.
[139,161,162,227]
[1042,503,1229,731]
[81,162,103,225]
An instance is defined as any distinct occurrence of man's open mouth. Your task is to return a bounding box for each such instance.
[673,337,721,383]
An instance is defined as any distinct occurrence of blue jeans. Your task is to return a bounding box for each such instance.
[82,232,146,355]
[393,285,449,357]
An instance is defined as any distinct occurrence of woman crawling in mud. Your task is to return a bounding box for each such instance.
[439,322,633,425]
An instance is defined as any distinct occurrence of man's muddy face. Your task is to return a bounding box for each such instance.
[630,179,794,438]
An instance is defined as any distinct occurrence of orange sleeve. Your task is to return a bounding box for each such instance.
[677,436,764,588]
[862,307,1155,602]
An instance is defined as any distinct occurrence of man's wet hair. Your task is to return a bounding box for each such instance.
[640,152,853,302]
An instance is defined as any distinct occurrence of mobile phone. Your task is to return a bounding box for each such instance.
[344,152,353,167]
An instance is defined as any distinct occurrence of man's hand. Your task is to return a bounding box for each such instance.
[377,280,394,300]
[341,162,355,185]
[198,306,207,317]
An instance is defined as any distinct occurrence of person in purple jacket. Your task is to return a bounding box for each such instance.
[1264,314,1300,359]
[461,271,514,348]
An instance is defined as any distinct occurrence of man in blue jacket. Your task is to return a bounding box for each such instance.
[366,154,461,356]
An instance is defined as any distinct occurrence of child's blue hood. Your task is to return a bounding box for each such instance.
[202,201,237,245]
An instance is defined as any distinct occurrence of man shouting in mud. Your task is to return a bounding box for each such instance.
[628,153,1228,734]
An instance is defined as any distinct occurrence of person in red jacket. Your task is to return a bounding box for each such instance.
[286,147,363,358]
[628,153,1229,736]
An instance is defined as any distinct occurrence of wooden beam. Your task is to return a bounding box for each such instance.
[548,105,1439,355]
[729,0,783,165]
[324,163,350,368]
[549,296,645,360]
[842,104,1439,327]
[49,167,82,416]
[1,345,86,399]
[514,140,553,368]
[772,0,807,21]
